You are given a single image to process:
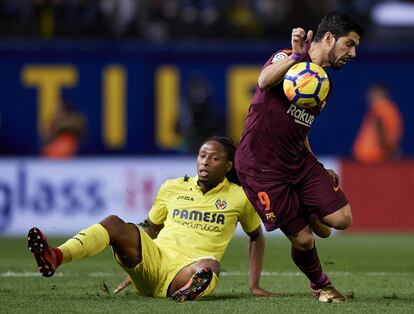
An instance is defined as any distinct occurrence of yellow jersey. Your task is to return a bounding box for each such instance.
[148,176,260,262]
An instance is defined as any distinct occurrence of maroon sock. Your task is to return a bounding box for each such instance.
[291,246,330,289]
[53,248,63,267]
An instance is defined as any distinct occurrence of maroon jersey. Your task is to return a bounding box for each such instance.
[236,49,326,179]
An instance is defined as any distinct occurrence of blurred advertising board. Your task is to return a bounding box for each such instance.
[342,160,414,232]
[0,157,339,236]
[0,157,195,235]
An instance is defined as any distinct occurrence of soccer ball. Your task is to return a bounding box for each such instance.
[283,62,330,108]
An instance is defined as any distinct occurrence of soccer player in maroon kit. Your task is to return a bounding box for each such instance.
[235,12,364,302]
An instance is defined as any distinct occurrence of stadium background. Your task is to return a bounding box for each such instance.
[0,0,413,235]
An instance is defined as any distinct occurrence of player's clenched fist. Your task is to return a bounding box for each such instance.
[291,27,313,56]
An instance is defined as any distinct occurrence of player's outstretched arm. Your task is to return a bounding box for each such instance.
[258,28,312,90]
[258,57,296,90]
[247,226,279,297]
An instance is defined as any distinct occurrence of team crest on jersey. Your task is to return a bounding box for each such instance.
[272,52,288,63]
[215,199,227,210]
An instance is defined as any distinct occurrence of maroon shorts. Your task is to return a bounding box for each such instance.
[238,162,348,235]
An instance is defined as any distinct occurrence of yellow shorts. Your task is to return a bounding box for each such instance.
[113,226,218,298]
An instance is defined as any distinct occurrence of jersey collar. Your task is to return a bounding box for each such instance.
[191,176,229,194]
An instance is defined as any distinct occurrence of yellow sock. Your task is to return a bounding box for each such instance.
[58,223,110,264]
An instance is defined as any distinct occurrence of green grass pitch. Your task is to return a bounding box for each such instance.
[1,234,413,313]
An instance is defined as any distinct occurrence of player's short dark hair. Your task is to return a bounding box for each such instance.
[313,11,364,42]
[202,136,240,185]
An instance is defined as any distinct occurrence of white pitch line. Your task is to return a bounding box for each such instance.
[0,271,64,277]
[220,271,413,277]
[1,271,413,278]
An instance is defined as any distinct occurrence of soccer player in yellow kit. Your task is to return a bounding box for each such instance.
[28,136,276,301]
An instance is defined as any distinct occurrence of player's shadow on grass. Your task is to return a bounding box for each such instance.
[353,294,414,306]
[202,292,309,301]
[201,293,247,301]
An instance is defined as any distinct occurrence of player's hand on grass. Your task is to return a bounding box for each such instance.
[114,276,132,294]
[250,286,280,297]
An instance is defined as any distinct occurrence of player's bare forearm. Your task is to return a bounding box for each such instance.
[247,227,265,291]
[247,227,280,297]
[258,58,297,89]
[139,218,164,239]
[258,27,313,90]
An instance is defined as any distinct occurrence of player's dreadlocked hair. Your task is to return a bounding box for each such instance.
[202,136,241,185]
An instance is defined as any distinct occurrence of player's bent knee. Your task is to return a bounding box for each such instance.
[101,214,124,226]
[169,259,221,295]
[99,215,128,239]
[194,259,221,275]
[296,236,315,251]
[289,228,315,251]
